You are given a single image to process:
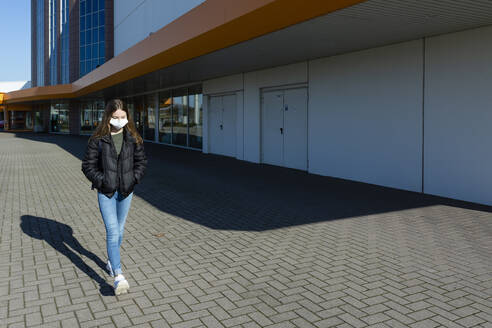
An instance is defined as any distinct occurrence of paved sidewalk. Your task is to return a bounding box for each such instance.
[0,131,491,328]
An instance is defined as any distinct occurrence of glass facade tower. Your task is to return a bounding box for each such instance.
[60,0,70,84]
[80,0,106,77]
[36,0,44,86]
[49,0,58,85]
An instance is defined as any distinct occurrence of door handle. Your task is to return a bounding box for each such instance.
[280,127,283,134]
[220,124,223,130]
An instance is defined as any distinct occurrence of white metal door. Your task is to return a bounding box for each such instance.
[261,90,284,166]
[209,95,223,155]
[283,88,308,170]
[222,94,237,157]
[208,94,237,157]
[261,87,308,170]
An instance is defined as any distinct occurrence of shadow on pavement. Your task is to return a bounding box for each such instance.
[20,215,115,296]
[9,131,492,232]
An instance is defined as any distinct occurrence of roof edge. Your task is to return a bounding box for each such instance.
[5,0,367,104]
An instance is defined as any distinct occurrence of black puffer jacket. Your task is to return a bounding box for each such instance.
[81,128,148,198]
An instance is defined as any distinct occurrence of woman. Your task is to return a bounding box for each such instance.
[81,99,148,295]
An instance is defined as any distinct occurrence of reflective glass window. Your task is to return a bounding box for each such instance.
[172,88,188,146]
[86,29,91,44]
[158,92,172,144]
[99,42,105,58]
[50,102,70,133]
[144,93,156,141]
[92,28,98,43]
[92,12,98,27]
[188,93,203,149]
[99,27,104,42]
[99,11,105,25]
[92,43,98,58]
[86,14,91,29]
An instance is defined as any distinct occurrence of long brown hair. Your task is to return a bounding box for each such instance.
[89,99,143,145]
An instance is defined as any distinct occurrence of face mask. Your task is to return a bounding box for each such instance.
[110,118,128,129]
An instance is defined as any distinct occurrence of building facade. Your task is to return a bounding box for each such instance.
[30,0,114,86]
[5,0,492,207]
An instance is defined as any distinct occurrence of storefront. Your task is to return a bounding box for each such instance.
[2,103,34,131]
[50,101,70,133]
[119,84,203,150]
[80,100,104,134]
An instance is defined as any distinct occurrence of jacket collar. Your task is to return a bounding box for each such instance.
[100,127,136,143]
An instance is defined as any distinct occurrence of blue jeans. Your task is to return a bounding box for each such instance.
[97,190,133,276]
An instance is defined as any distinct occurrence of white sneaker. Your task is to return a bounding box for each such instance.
[114,274,130,295]
[106,260,114,277]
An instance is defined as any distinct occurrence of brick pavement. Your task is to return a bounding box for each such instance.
[0,131,491,328]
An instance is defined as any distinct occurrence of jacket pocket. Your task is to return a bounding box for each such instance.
[101,172,113,192]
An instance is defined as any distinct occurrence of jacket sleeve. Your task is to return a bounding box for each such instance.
[81,137,104,188]
[133,141,148,184]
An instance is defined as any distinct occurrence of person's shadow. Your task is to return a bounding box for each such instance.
[20,215,115,295]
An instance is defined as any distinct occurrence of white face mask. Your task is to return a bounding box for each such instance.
[110,117,128,129]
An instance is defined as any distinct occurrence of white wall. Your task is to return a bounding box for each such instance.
[243,63,308,163]
[424,25,492,206]
[199,26,492,206]
[114,0,205,56]
[308,40,424,192]
[203,74,244,160]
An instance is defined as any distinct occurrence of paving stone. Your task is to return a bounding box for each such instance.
[1,132,491,328]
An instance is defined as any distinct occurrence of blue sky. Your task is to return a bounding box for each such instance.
[0,1,30,81]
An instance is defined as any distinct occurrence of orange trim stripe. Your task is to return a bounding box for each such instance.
[5,0,367,104]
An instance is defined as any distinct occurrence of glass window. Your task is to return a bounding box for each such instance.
[86,29,91,44]
[99,11,105,25]
[92,28,98,43]
[80,15,86,30]
[86,14,91,29]
[81,1,86,17]
[9,111,28,129]
[99,0,104,10]
[188,93,203,149]
[99,27,104,42]
[144,93,156,141]
[99,56,105,66]
[92,12,98,27]
[50,102,70,133]
[158,91,172,144]
[86,0,92,13]
[133,96,145,138]
[172,88,188,146]
[34,110,45,132]
[99,42,105,59]
[92,43,98,58]
[86,44,91,60]
[80,102,92,132]
[94,100,105,128]
[26,112,33,129]
[126,98,135,122]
